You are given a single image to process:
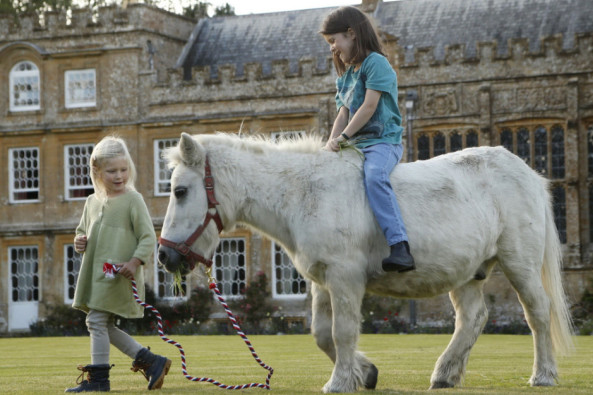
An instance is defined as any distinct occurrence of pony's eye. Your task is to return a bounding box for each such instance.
[174,186,187,199]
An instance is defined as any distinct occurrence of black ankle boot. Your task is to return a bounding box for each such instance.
[65,364,112,392]
[382,241,415,272]
[131,347,172,390]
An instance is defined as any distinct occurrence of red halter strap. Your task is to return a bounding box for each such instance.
[159,156,223,270]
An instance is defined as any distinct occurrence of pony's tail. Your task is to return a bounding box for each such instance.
[542,186,574,356]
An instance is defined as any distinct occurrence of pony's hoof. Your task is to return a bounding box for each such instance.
[429,381,454,389]
[364,363,379,389]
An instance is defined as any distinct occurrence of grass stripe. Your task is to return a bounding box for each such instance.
[0,334,591,394]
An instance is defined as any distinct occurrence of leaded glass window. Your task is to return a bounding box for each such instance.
[551,125,565,179]
[9,147,40,203]
[450,132,462,152]
[154,139,178,196]
[10,246,39,302]
[433,132,446,157]
[417,134,429,160]
[517,127,530,164]
[272,242,306,299]
[500,128,513,152]
[552,185,567,244]
[65,69,96,108]
[466,130,478,147]
[213,238,246,298]
[64,244,82,303]
[65,144,94,200]
[534,126,548,176]
[10,61,40,111]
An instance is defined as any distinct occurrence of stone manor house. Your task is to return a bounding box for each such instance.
[1,0,593,332]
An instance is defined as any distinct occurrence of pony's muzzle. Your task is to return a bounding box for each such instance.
[157,245,189,275]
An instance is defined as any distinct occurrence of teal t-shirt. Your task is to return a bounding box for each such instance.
[335,52,404,148]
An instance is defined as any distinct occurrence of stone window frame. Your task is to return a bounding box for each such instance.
[64,143,94,201]
[9,60,41,112]
[213,237,246,299]
[154,138,178,197]
[8,146,40,203]
[496,122,567,243]
[271,242,307,300]
[414,127,480,160]
[63,244,82,304]
[64,68,97,109]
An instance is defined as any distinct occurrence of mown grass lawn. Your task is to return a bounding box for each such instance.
[0,334,591,394]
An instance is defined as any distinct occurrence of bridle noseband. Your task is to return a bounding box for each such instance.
[159,156,223,270]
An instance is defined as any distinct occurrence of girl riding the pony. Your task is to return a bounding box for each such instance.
[321,6,415,272]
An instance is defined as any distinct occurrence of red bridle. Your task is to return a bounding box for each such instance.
[159,156,223,270]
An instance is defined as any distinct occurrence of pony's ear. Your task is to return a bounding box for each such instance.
[179,132,205,167]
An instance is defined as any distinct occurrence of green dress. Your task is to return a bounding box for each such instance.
[73,190,156,318]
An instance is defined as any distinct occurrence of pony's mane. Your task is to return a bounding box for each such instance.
[165,132,324,168]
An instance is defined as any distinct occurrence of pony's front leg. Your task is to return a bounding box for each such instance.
[322,275,370,393]
[311,282,336,362]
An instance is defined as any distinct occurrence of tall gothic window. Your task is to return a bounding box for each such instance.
[497,124,566,243]
[414,128,480,160]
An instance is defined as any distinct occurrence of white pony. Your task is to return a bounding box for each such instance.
[158,132,573,393]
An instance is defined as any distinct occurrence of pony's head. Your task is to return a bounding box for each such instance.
[158,133,223,276]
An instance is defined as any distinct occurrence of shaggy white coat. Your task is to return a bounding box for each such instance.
[160,132,573,393]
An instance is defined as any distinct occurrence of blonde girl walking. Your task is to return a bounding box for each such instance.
[66,136,170,392]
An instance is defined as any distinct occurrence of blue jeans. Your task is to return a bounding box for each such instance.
[361,143,408,246]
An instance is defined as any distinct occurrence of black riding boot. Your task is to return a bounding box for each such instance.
[382,241,416,272]
[65,364,112,392]
[131,347,172,390]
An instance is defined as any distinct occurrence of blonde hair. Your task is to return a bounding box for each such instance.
[90,136,137,201]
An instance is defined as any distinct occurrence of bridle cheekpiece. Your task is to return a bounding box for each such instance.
[159,156,223,270]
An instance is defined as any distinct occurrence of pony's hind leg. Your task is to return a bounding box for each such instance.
[430,280,488,389]
[502,264,557,386]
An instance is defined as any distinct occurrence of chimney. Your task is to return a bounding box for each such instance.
[361,0,381,13]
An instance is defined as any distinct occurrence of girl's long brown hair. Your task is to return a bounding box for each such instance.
[319,6,385,76]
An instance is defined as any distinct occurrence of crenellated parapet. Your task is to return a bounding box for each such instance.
[142,57,336,120]
[400,32,593,86]
[0,3,194,43]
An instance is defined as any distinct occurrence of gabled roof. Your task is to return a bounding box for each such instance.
[176,0,593,77]
[176,6,336,77]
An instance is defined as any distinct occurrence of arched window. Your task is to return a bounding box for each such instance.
[517,127,531,165]
[551,125,565,179]
[9,61,40,111]
[417,134,430,160]
[466,130,478,147]
[433,132,446,157]
[534,126,548,175]
[500,128,513,152]
[450,131,462,152]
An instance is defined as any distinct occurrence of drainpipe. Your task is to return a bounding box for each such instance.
[404,89,418,327]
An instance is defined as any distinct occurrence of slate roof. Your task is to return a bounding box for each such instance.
[176,0,593,77]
